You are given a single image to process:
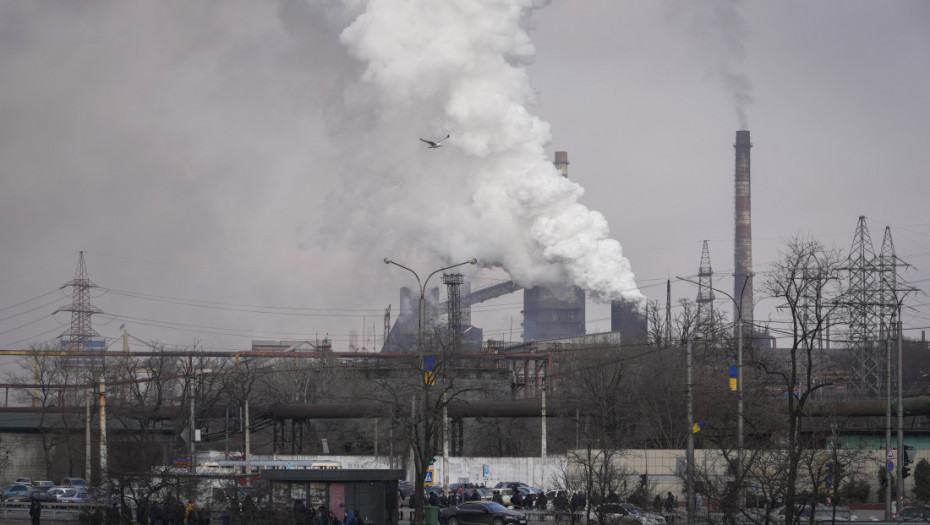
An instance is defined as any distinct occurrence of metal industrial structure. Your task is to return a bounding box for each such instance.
[733,130,754,340]
[522,151,586,342]
[442,273,465,351]
[696,240,715,331]
[53,251,105,354]
[846,216,908,397]
[387,151,590,348]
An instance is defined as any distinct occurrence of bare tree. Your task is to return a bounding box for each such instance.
[758,236,846,525]
[549,345,639,522]
[363,326,491,525]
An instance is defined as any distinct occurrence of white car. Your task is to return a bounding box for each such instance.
[59,489,96,504]
[482,488,515,506]
[47,486,75,501]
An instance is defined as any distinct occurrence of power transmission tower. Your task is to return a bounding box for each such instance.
[55,251,104,352]
[847,216,881,396]
[696,240,715,331]
[879,227,899,335]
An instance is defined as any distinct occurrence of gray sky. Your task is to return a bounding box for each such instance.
[1,0,928,360]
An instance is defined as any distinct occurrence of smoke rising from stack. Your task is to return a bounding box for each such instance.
[323,0,644,305]
[672,0,754,128]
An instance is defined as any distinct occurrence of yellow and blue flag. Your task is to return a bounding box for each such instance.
[692,422,706,433]
[729,365,738,391]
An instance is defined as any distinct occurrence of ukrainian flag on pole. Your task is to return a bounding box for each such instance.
[729,365,738,391]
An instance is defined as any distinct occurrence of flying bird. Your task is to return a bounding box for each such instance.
[419,134,450,148]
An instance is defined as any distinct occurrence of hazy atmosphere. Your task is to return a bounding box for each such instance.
[1,0,928,359]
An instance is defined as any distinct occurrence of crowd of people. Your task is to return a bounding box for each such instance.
[72,498,221,525]
[291,500,364,525]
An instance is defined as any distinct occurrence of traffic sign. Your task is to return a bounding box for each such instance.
[887,449,895,460]
[424,470,434,485]
[887,460,894,472]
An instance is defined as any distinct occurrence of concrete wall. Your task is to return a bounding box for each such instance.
[328,447,925,503]
[1,433,48,483]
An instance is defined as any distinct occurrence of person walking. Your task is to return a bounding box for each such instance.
[664,492,676,525]
[185,501,196,525]
[695,492,702,512]
[664,492,675,512]
[492,490,504,505]
[535,491,548,511]
[29,498,42,525]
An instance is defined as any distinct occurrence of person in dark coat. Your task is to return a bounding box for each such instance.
[535,492,548,511]
[29,498,42,525]
[491,491,504,505]
[469,490,481,502]
[511,490,524,509]
[345,509,359,525]
[312,506,326,525]
[664,492,675,512]
[428,491,440,508]
[525,492,536,508]
[554,491,569,520]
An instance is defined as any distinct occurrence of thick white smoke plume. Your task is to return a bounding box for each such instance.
[317,0,644,305]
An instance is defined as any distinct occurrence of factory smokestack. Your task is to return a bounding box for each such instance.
[734,130,753,339]
[522,151,585,342]
[554,151,569,178]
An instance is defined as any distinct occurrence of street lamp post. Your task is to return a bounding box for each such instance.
[677,276,747,511]
[384,256,478,498]
[686,334,697,525]
[384,258,478,357]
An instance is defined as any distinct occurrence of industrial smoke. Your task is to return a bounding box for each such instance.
[323,0,644,305]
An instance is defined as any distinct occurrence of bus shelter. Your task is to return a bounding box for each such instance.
[261,468,404,525]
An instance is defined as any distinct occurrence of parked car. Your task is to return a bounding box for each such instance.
[494,482,529,490]
[60,489,97,504]
[811,506,854,523]
[14,478,32,486]
[894,506,930,521]
[32,480,55,488]
[514,486,542,496]
[769,505,853,524]
[60,477,89,487]
[11,488,56,503]
[3,484,31,500]
[441,501,528,525]
[399,481,415,500]
[47,486,76,501]
[481,488,514,506]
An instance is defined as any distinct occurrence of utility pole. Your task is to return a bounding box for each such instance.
[245,398,251,485]
[885,336,892,521]
[686,336,696,525]
[99,375,107,480]
[189,381,196,474]
[896,318,904,511]
[85,388,92,483]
